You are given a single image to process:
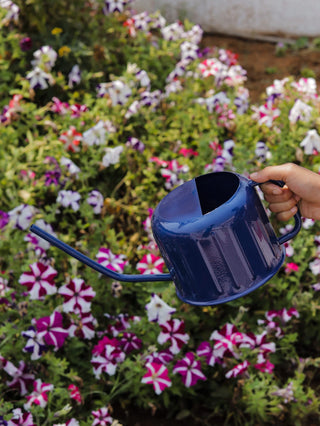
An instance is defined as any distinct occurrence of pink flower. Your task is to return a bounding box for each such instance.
[285,262,299,274]
[141,362,172,395]
[96,247,127,273]
[210,323,244,358]
[157,319,190,354]
[91,337,125,378]
[68,384,82,404]
[51,96,69,114]
[70,103,88,118]
[35,311,69,349]
[24,379,54,410]
[252,100,280,127]
[254,354,274,374]
[173,352,206,387]
[144,349,174,365]
[58,278,96,314]
[136,253,165,275]
[59,126,82,152]
[18,262,57,300]
[92,407,113,426]
[68,312,97,340]
[225,360,250,378]
[119,332,142,354]
[179,148,199,157]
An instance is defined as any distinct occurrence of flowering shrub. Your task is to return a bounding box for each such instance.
[1,0,320,425]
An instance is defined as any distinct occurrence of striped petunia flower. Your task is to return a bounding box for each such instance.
[173,352,206,387]
[58,278,96,314]
[18,262,57,300]
[157,319,190,354]
[96,247,127,273]
[136,253,165,275]
[35,311,69,349]
[141,362,172,395]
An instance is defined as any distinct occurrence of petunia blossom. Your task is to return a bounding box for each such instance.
[141,362,172,395]
[119,332,142,354]
[8,408,35,426]
[289,99,312,123]
[59,126,82,152]
[91,406,113,426]
[173,352,206,387]
[26,67,54,90]
[91,337,125,378]
[68,64,81,88]
[68,384,82,404]
[58,278,96,314]
[136,253,165,275]
[87,190,104,214]
[96,247,127,273]
[0,210,9,229]
[68,312,97,340]
[31,45,57,70]
[35,311,69,349]
[82,121,106,146]
[24,379,54,411]
[300,129,320,155]
[102,146,123,167]
[21,327,47,360]
[210,323,244,359]
[145,293,176,324]
[8,204,35,230]
[57,190,81,211]
[18,262,57,300]
[196,341,221,366]
[157,318,190,354]
[1,359,35,395]
[225,360,250,378]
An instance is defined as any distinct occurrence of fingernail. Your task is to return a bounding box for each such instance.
[291,206,298,214]
[250,172,258,179]
[272,188,282,195]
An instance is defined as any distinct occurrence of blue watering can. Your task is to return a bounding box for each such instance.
[30,171,301,306]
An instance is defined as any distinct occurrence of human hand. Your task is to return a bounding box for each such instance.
[250,163,320,221]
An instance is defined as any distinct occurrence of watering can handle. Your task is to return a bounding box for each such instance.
[250,179,302,245]
[30,225,172,283]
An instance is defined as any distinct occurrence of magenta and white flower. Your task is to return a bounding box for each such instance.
[136,253,165,274]
[225,360,250,378]
[145,293,176,324]
[157,319,190,354]
[24,379,54,411]
[254,354,274,374]
[173,352,206,387]
[19,262,57,300]
[1,359,35,395]
[92,406,113,426]
[251,100,280,127]
[210,323,244,358]
[91,337,125,378]
[35,311,69,349]
[141,362,172,395]
[9,204,35,230]
[96,247,127,273]
[196,341,221,366]
[300,129,320,155]
[58,277,96,314]
[87,190,104,214]
[8,408,35,426]
[102,146,123,167]
[57,190,81,211]
[144,349,174,365]
[68,312,97,340]
[120,332,142,353]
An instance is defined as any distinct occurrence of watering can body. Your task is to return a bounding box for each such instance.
[30,171,301,306]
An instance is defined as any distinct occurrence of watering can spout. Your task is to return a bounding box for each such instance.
[30,225,172,283]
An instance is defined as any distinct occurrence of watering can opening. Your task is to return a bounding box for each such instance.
[195,172,240,215]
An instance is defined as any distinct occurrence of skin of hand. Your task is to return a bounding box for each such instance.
[249,163,320,221]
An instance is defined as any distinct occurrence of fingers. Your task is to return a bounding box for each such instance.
[258,183,298,221]
[250,163,297,184]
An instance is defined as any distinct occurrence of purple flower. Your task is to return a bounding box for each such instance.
[173,352,206,387]
[21,326,47,360]
[157,319,190,354]
[196,341,221,366]
[91,337,125,378]
[44,169,61,186]
[126,137,145,152]
[68,312,97,340]
[35,311,69,349]
[102,0,131,14]
[20,37,32,51]
[8,408,35,425]
[144,349,174,365]
[96,247,127,273]
[58,277,96,314]
[87,190,104,214]
[0,210,9,229]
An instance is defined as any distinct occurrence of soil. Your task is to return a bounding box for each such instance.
[202,33,320,103]
[114,34,320,426]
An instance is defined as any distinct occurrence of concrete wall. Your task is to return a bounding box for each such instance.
[132,0,320,40]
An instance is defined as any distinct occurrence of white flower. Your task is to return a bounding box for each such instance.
[82,121,106,146]
[289,99,313,123]
[161,22,185,41]
[145,294,176,324]
[309,258,320,276]
[31,45,57,71]
[108,80,131,106]
[87,190,104,214]
[180,41,198,61]
[26,67,54,90]
[57,190,81,211]
[68,64,81,88]
[9,204,35,230]
[102,146,123,167]
[300,129,320,155]
[60,157,81,177]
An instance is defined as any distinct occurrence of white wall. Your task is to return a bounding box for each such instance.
[132,0,320,39]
